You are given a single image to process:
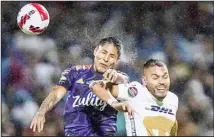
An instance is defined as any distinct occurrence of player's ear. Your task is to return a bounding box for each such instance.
[142,76,147,86]
[94,46,99,56]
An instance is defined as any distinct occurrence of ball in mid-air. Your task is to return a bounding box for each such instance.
[17,3,50,35]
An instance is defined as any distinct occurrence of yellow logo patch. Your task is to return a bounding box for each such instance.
[60,76,67,82]
[76,78,84,84]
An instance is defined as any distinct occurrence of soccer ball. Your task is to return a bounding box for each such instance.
[17,3,50,35]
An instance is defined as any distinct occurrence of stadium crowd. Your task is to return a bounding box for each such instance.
[2,1,213,136]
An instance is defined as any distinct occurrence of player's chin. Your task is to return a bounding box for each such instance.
[155,91,167,99]
[96,67,107,74]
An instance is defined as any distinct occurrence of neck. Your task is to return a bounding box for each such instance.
[156,97,163,102]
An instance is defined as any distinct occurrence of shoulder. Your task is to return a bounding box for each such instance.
[166,91,179,106]
[66,64,92,72]
[129,81,143,88]
[61,64,92,75]
[74,64,92,71]
[167,91,179,101]
[117,81,143,93]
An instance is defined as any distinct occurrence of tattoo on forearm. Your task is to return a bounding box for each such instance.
[38,88,58,114]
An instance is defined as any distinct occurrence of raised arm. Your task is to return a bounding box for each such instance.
[30,65,77,133]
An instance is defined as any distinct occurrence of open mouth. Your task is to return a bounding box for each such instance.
[156,87,166,93]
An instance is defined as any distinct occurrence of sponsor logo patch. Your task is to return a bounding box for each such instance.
[59,75,67,83]
[128,86,138,98]
[150,105,174,115]
[76,78,84,84]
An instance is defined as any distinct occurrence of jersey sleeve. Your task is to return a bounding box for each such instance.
[117,81,142,101]
[57,64,78,90]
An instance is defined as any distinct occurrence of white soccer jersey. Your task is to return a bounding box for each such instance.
[117,81,179,136]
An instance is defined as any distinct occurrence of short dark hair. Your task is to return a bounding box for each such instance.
[97,37,122,58]
[143,59,166,70]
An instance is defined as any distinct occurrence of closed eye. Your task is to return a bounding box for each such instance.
[110,55,115,58]
[163,73,169,79]
[152,76,159,80]
[151,74,159,80]
[163,75,168,79]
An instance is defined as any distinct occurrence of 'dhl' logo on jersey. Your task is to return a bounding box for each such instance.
[149,105,174,115]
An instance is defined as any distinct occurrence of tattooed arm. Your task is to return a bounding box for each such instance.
[30,86,67,132]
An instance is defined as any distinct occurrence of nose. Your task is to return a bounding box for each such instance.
[104,54,110,62]
[158,78,165,85]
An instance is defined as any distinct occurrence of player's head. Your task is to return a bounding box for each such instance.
[94,37,121,73]
[143,59,170,101]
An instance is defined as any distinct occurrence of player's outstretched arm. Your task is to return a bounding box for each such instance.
[89,81,132,114]
[89,80,119,101]
[30,86,67,132]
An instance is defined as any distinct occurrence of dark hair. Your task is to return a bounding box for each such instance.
[143,59,166,70]
[97,37,122,58]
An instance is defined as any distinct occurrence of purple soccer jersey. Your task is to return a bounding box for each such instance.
[57,64,118,136]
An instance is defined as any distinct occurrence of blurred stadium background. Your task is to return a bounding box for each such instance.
[1,1,213,136]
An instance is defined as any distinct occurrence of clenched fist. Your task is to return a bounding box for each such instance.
[103,69,118,83]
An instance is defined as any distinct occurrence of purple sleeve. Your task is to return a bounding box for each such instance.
[57,65,78,90]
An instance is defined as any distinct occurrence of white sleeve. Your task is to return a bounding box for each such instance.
[117,81,142,101]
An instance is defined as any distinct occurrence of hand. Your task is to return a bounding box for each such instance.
[103,69,118,83]
[122,102,134,116]
[111,102,134,116]
[30,112,46,132]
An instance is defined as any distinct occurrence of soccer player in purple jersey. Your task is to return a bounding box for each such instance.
[30,37,130,136]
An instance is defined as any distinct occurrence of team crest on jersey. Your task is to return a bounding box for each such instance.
[128,86,138,98]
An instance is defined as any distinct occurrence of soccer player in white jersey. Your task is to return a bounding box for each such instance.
[90,59,179,136]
